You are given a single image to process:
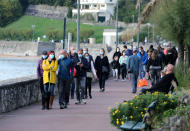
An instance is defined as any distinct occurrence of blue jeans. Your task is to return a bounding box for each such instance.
[75,77,86,101]
[139,64,146,79]
[130,73,139,93]
[44,83,55,96]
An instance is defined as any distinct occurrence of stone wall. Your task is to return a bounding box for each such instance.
[25,5,68,19]
[0,76,40,113]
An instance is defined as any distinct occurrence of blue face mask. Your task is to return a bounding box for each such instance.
[59,55,64,59]
[83,51,87,54]
[79,54,83,58]
[100,52,104,55]
[85,57,89,60]
[42,55,47,59]
[50,54,54,59]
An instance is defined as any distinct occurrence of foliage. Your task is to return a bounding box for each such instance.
[174,64,190,89]
[117,0,150,23]
[0,0,23,27]
[133,26,153,42]
[80,29,94,42]
[110,92,179,128]
[81,13,95,22]
[28,0,75,7]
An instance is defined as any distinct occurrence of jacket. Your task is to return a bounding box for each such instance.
[37,58,44,79]
[128,54,140,74]
[73,56,90,78]
[146,57,162,72]
[95,56,110,77]
[125,49,133,56]
[42,59,58,84]
[137,51,148,65]
[111,60,120,69]
[119,56,129,66]
[58,57,74,80]
[113,52,121,59]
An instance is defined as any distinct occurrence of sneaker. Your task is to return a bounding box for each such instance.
[81,99,87,104]
[99,89,103,92]
[60,104,65,109]
[75,100,81,105]
[121,79,126,82]
[102,88,105,92]
[89,95,92,99]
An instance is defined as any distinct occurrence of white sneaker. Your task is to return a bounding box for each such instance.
[121,79,126,82]
[81,99,87,104]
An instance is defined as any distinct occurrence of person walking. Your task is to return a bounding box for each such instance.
[146,50,162,86]
[69,46,78,99]
[113,47,121,79]
[95,48,110,92]
[58,50,74,109]
[84,53,97,99]
[137,46,148,79]
[42,51,58,109]
[128,49,140,93]
[119,50,129,81]
[37,51,48,110]
[74,49,89,104]
[111,56,120,80]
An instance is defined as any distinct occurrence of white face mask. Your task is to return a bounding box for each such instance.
[83,51,87,54]
[123,53,126,56]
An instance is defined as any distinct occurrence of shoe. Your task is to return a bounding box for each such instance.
[81,99,87,104]
[75,100,81,105]
[99,89,103,92]
[60,104,65,109]
[102,88,105,92]
[89,95,92,99]
[121,79,125,82]
[84,95,88,99]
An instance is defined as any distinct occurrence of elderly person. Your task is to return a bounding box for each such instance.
[141,64,178,94]
[128,49,140,93]
[58,50,74,109]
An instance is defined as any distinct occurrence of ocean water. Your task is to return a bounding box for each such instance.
[0,58,38,81]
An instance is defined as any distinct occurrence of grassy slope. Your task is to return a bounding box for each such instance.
[0,16,112,43]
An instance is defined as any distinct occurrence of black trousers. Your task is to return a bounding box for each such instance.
[39,77,45,107]
[85,77,92,96]
[98,74,106,89]
[121,66,127,79]
[58,78,71,105]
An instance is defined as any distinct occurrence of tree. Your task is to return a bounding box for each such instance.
[150,0,190,64]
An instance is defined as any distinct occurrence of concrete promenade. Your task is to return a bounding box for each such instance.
[0,78,136,131]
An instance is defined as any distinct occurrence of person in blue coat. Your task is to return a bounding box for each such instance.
[137,46,148,79]
[58,50,74,109]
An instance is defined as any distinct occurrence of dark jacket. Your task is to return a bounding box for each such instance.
[69,52,78,61]
[113,52,121,59]
[146,57,162,72]
[111,60,120,69]
[150,73,178,94]
[125,49,133,56]
[58,57,74,80]
[37,58,44,79]
[73,56,90,78]
[95,56,110,78]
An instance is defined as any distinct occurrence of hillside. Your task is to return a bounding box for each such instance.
[0,16,112,43]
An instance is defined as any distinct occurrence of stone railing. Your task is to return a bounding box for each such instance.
[0,76,40,113]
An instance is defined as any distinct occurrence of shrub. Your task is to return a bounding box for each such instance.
[46,29,59,40]
[80,29,94,42]
[110,92,179,128]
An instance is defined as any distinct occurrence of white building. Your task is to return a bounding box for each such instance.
[103,29,121,46]
[72,0,118,22]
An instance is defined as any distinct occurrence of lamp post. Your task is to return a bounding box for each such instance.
[116,0,119,48]
[77,0,80,50]
[137,3,141,48]
[31,25,35,42]
[147,23,151,44]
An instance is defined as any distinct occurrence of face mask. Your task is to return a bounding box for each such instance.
[83,51,87,54]
[117,49,120,52]
[59,55,64,59]
[79,54,83,58]
[50,54,54,59]
[42,55,47,59]
[100,52,104,55]
[85,57,89,60]
[123,53,126,56]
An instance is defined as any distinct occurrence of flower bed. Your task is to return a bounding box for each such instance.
[110,92,179,128]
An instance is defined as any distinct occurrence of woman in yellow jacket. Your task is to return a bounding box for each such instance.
[42,51,58,109]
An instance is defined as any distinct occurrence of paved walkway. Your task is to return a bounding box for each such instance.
[0,78,137,131]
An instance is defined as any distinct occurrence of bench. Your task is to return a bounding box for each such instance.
[120,100,158,131]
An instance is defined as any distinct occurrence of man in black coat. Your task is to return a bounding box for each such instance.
[141,64,178,94]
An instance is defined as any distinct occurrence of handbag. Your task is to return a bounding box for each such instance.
[138,79,148,87]
[86,71,93,78]
[102,66,109,73]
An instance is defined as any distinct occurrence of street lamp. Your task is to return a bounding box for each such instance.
[137,3,141,48]
[32,25,36,42]
[147,23,151,44]
[77,0,80,50]
[116,0,119,48]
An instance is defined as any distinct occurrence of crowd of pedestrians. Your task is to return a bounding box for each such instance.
[37,44,179,110]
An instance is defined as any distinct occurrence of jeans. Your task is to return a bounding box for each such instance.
[130,73,139,93]
[39,77,45,107]
[58,78,71,105]
[71,81,75,98]
[85,77,92,97]
[44,83,55,96]
[112,69,118,78]
[139,64,146,79]
[75,77,86,101]
[150,70,160,86]
[99,74,106,89]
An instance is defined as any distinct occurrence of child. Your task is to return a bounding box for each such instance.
[111,56,120,80]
